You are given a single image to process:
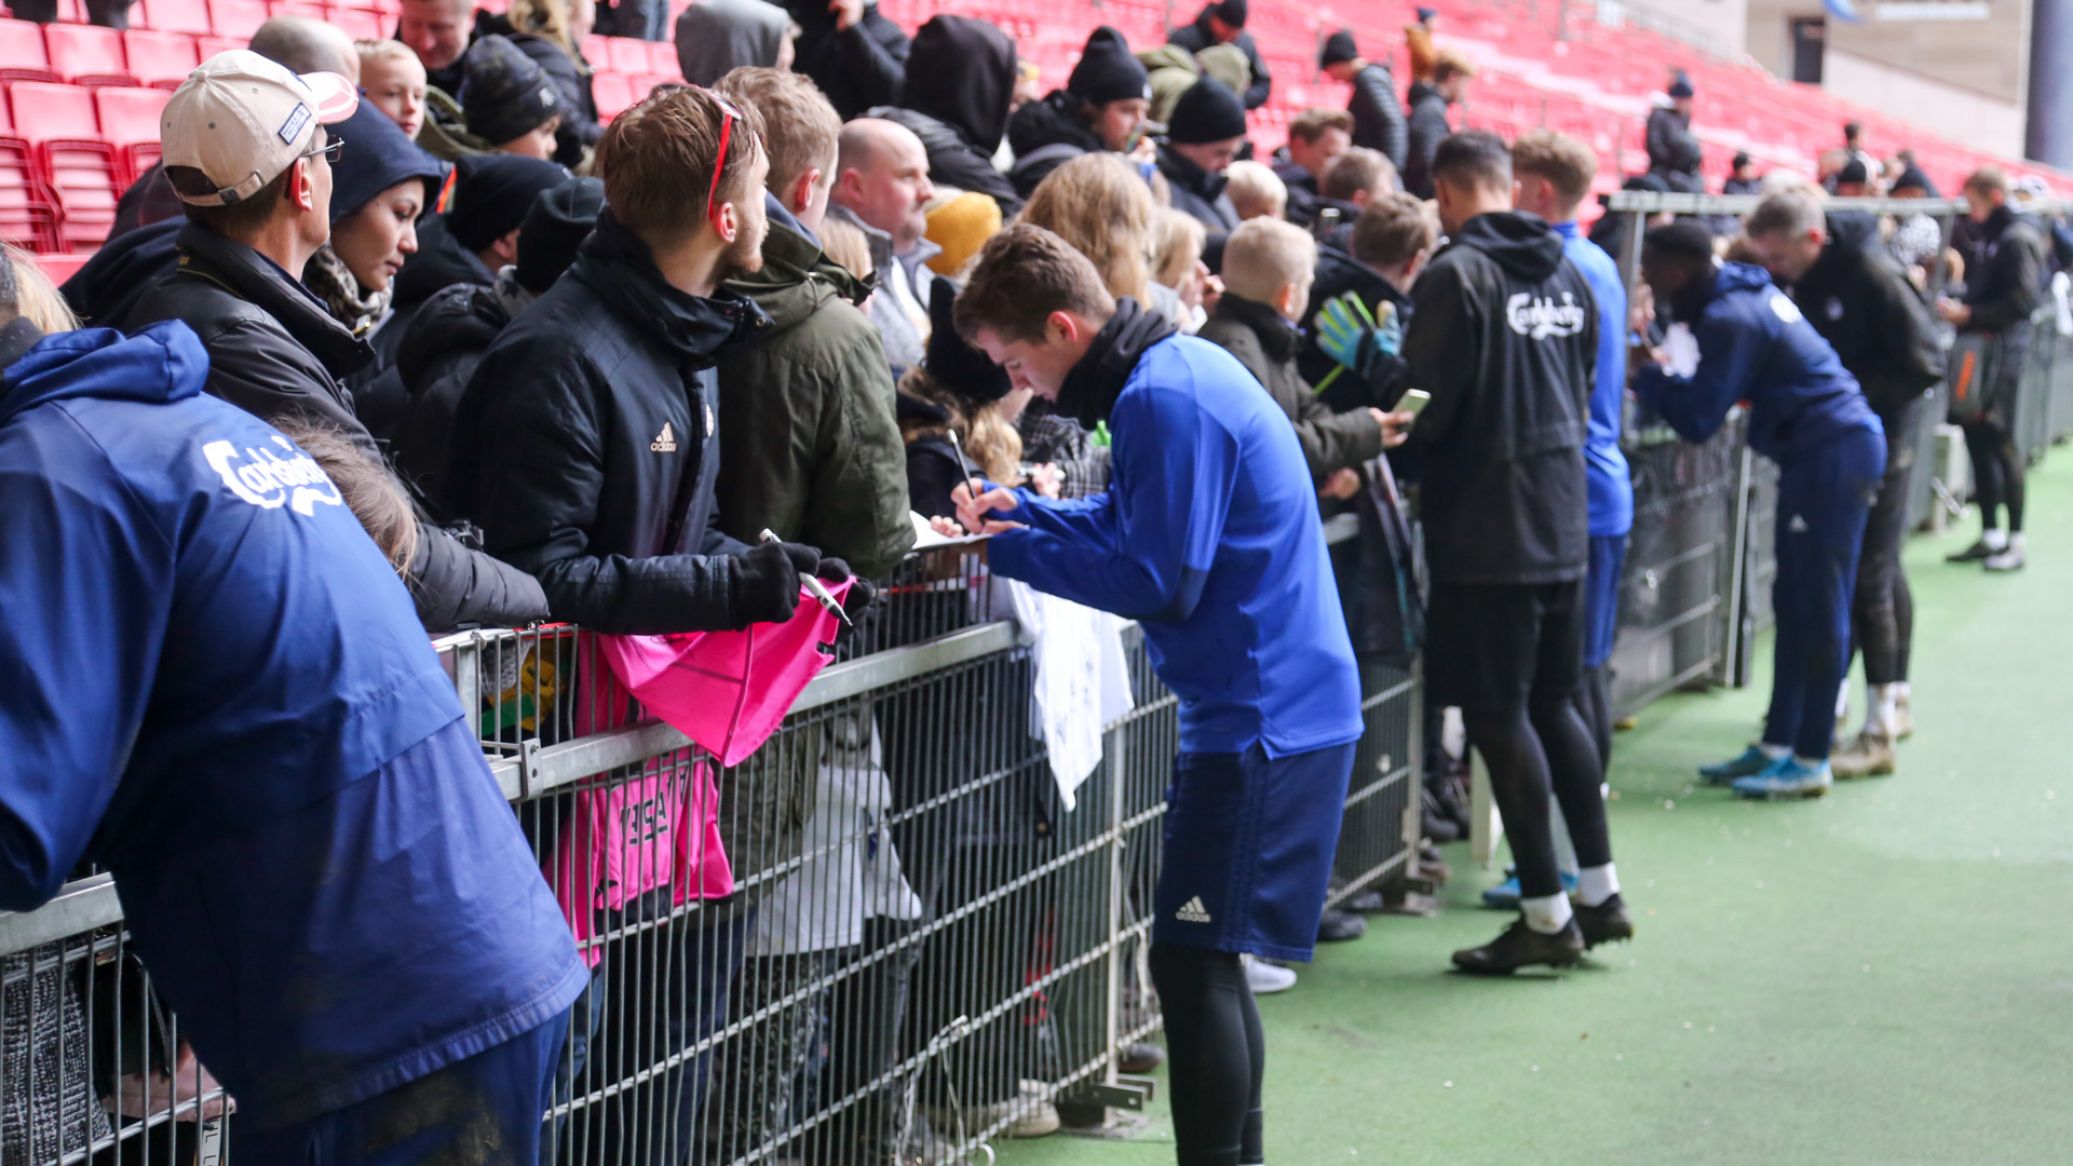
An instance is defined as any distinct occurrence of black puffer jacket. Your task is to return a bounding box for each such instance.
[782,0,909,119]
[1958,204,2049,418]
[868,15,1020,214]
[446,213,783,635]
[1271,154,1321,227]
[1399,211,1596,586]
[1402,80,1451,199]
[357,215,496,443]
[1787,212,1943,414]
[1197,294,1385,481]
[117,223,548,631]
[387,279,518,511]
[1166,5,1271,109]
[1349,62,1408,171]
[1157,143,1239,269]
[1645,105,1703,191]
[1007,91,1108,197]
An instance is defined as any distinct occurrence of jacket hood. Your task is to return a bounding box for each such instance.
[568,211,773,367]
[1057,297,1177,426]
[1449,212,1565,281]
[1714,260,1773,296]
[393,214,497,309]
[904,15,1017,155]
[1211,293,1298,360]
[60,217,181,326]
[724,205,868,326]
[0,320,208,425]
[675,0,790,85]
[1675,258,1763,323]
[1008,91,1105,159]
[1138,43,1198,74]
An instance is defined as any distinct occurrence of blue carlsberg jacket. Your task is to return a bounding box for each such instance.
[0,321,584,1127]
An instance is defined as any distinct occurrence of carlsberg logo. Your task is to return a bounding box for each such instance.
[205,435,343,516]
[1506,292,1587,340]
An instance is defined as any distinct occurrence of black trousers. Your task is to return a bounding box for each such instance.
[1853,396,1924,685]
[1962,416,2026,534]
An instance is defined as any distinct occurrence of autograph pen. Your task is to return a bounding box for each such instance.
[758,528,852,627]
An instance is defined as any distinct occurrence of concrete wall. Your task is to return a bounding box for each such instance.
[1614,0,1752,57]
[1823,47,2027,154]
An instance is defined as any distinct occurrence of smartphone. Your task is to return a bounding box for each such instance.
[1399,388,1433,418]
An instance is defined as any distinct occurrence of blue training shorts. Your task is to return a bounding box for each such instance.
[1153,741,1357,963]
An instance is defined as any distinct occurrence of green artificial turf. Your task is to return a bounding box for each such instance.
[998,460,2073,1166]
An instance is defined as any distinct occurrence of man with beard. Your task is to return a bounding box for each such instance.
[951,224,1361,1166]
[448,86,859,636]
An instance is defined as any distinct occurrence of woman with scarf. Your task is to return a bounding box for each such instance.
[310,103,447,344]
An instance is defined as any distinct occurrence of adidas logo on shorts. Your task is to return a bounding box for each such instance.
[1175,896,1213,924]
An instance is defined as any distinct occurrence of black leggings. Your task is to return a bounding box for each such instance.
[1854,398,1922,685]
[1963,417,2025,533]
[1572,664,1614,781]
[1466,696,1610,900]
[1149,945,1263,1166]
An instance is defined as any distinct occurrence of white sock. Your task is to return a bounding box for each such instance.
[2006,532,2026,553]
[1795,754,1828,770]
[1834,678,1851,722]
[1576,863,1619,907]
[1984,528,2009,551]
[1866,684,1901,737]
[1521,892,1574,934]
[1549,795,1579,876]
[1895,682,1911,700]
[1758,742,1790,760]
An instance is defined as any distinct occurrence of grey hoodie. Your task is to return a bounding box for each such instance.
[675,0,790,86]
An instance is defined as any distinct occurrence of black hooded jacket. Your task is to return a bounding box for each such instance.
[116,223,548,632]
[1007,91,1109,197]
[1402,80,1451,198]
[1961,204,2048,334]
[1271,154,1322,227]
[1349,62,1408,171]
[1399,212,1596,586]
[387,280,516,511]
[445,213,782,635]
[1166,5,1272,109]
[868,16,1020,214]
[1787,212,1943,414]
[417,11,599,167]
[782,0,910,119]
[1157,143,1239,268]
[1645,105,1703,190]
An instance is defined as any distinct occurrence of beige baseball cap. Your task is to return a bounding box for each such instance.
[162,50,359,207]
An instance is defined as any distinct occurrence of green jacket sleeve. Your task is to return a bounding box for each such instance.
[802,328,916,580]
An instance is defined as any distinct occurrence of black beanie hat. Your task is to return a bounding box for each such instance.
[926,284,1011,403]
[1891,162,1940,197]
[448,153,570,252]
[1668,75,1694,99]
[1212,0,1247,27]
[462,35,562,148]
[1069,27,1149,106]
[1167,77,1248,145]
[1643,218,1716,263]
[1837,157,1870,186]
[1320,29,1359,68]
[515,176,603,294]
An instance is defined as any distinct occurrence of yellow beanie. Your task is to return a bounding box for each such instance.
[925,192,1003,277]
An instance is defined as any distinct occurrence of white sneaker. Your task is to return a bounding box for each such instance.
[930,1088,1061,1141]
[1242,954,1298,995]
[1984,545,2026,572]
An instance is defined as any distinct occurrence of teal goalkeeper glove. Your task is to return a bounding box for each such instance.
[1313,293,1402,379]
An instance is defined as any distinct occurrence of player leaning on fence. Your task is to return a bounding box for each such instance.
[949,223,1363,1166]
[0,260,587,1157]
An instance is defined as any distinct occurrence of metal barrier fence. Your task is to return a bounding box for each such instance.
[0,531,1418,1166]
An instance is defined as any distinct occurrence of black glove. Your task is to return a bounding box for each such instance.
[814,556,878,613]
[729,540,815,626]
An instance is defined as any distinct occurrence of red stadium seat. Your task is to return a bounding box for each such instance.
[646,39,676,79]
[142,0,213,34]
[34,249,90,283]
[0,18,56,83]
[95,85,170,183]
[123,29,200,87]
[326,6,380,38]
[591,70,632,121]
[207,0,268,40]
[7,80,98,145]
[44,24,134,87]
[7,81,117,251]
[602,35,648,77]
[268,1,327,22]
[196,34,242,59]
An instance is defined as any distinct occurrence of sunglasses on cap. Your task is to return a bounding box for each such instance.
[703,88,744,234]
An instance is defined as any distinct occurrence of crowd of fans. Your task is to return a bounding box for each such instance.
[0,0,2060,1162]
